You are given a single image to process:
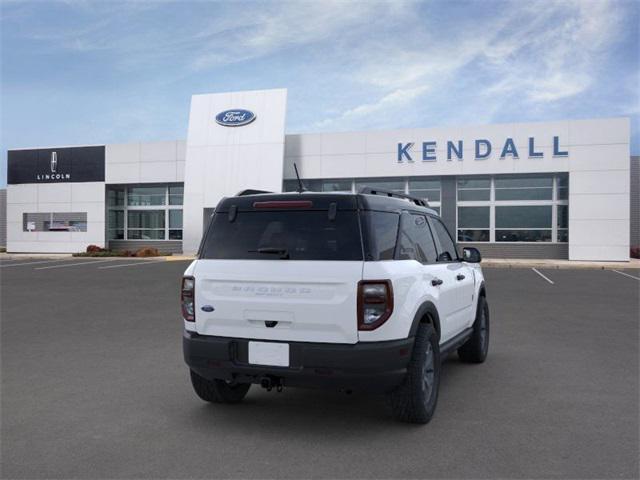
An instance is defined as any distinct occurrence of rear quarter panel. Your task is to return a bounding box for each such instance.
[359,260,437,342]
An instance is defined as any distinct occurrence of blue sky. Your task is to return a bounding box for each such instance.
[1,0,638,186]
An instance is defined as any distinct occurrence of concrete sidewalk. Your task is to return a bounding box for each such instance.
[482,257,640,270]
[2,252,639,270]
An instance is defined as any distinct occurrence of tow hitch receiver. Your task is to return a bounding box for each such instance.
[260,376,284,392]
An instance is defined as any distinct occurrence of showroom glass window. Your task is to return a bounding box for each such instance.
[355,177,405,194]
[408,178,441,215]
[107,184,183,240]
[283,177,442,215]
[456,174,568,243]
[23,212,87,232]
[283,178,353,192]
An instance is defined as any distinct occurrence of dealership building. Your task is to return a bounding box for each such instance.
[3,88,638,261]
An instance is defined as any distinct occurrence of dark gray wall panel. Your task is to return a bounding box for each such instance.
[440,176,456,237]
[107,240,183,255]
[0,189,6,247]
[459,242,568,259]
[631,156,639,247]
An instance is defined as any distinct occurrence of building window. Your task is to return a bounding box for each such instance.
[23,212,87,232]
[457,178,491,201]
[457,206,490,242]
[457,174,568,243]
[169,210,183,239]
[495,205,552,242]
[169,185,184,205]
[494,176,553,201]
[127,186,166,206]
[321,179,352,192]
[107,184,183,241]
[557,174,569,200]
[557,204,569,242]
[408,178,441,214]
[283,178,353,192]
[355,177,405,193]
[283,177,443,215]
[108,210,124,239]
[127,210,165,239]
[107,189,125,207]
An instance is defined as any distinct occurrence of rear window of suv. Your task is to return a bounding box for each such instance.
[200,210,364,261]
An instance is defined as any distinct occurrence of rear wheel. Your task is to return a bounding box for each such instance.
[458,295,489,363]
[388,323,441,424]
[189,370,251,404]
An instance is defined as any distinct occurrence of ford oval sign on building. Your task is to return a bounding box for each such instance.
[215,109,256,127]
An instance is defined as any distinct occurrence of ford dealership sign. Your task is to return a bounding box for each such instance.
[397,136,568,162]
[215,109,256,127]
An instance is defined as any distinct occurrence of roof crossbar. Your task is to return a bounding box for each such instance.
[358,187,429,207]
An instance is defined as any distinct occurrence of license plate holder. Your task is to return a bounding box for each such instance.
[248,341,290,367]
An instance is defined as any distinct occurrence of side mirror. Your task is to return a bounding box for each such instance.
[462,247,482,263]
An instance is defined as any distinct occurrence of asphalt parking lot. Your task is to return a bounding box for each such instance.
[1,258,638,479]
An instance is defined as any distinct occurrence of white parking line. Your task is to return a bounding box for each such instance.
[612,269,640,281]
[0,259,70,268]
[98,260,166,269]
[34,259,118,270]
[532,268,555,285]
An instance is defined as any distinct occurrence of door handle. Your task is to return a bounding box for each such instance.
[456,274,466,281]
[431,278,443,286]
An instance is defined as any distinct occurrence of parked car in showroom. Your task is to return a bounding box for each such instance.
[182,188,489,423]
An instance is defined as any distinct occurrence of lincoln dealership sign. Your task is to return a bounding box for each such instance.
[7,146,105,184]
[397,136,568,163]
[36,152,70,181]
[215,109,256,127]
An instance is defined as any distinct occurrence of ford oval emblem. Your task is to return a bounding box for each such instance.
[215,109,256,127]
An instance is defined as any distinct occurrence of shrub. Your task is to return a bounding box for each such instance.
[631,246,640,259]
[73,246,165,257]
[134,247,161,257]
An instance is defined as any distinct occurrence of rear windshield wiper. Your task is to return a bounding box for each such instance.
[249,247,290,259]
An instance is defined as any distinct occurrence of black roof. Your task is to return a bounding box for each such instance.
[216,191,439,216]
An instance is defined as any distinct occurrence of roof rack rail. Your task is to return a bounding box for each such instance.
[236,189,272,196]
[358,187,429,207]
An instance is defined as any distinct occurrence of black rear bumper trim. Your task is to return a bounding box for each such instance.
[183,331,414,393]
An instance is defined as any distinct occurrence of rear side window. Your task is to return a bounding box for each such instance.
[429,217,458,261]
[362,211,399,260]
[397,213,438,263]
[201,210,363,261]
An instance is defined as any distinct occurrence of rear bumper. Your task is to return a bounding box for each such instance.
[183,331,414,393]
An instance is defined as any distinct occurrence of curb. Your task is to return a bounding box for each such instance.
[482,261,640,270]
[165,255,196,261]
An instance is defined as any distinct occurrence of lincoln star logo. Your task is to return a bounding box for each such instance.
[215,109,256,127]
[36,151,70,181]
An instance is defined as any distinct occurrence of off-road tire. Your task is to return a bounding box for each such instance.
[190,370,251,404]
[458,295,489,363]
[388,323,440,424]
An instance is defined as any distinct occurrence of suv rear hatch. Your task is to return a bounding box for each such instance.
[193,195,363,344]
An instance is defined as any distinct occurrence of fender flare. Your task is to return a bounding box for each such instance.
[408,301,442,340]
[478,280,486,298]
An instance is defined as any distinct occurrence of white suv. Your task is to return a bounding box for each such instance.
[182,189,489,424]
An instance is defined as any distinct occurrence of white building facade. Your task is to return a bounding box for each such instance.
[5,88,634,261]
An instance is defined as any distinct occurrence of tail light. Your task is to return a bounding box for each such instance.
[357,280,393,330]
[181,276,195,322]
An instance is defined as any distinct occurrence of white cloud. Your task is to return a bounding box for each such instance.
[313,85,429,129]
[188,1,412,71]
[309,0,628,131]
